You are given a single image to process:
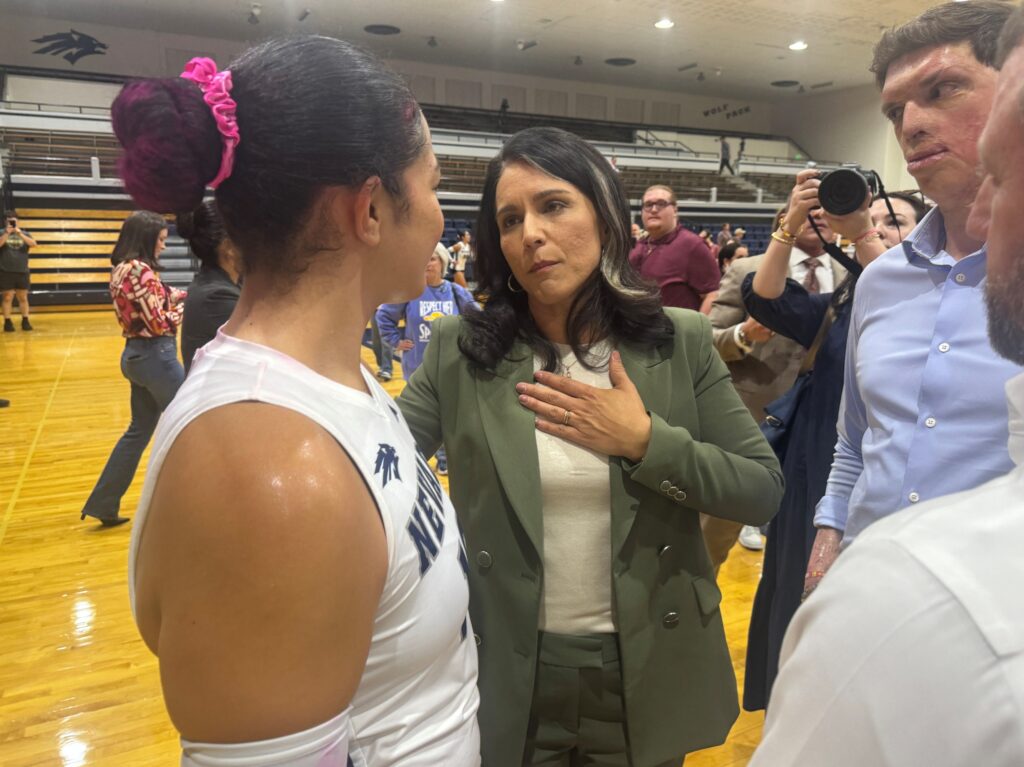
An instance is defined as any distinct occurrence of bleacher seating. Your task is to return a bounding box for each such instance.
[15,206,783,307]
[422,104,635,143]
[439,157,490,193]
[435,155,765,204]
[741,173,795,203]
[1,124,785,209]
[17,208,193,307]
[0,129,120,177]
[0,113,794,307]
[616,167,762,202]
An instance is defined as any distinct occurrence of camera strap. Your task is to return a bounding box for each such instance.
[806,216,863,277]
[873,175,903,242]
[809,171,903,278]
[807,171,906,278]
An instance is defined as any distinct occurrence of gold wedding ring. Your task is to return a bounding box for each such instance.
[562,409,572,426]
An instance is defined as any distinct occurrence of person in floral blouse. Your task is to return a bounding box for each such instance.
[81,211,186,526]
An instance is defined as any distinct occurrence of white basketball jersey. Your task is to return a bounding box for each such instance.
[129,331,480,766]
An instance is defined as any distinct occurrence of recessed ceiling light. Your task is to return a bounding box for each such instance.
[789,40,808,51]
[655,18,674,29]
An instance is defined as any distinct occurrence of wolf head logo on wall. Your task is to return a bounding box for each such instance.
[32,30,109,65]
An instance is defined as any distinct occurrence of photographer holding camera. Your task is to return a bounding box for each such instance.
[0,211,38,332]
[704,197,845,571]
[797,0,1024,606]
[740,168,900,711]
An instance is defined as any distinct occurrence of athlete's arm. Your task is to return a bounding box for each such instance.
[135,401,388,743]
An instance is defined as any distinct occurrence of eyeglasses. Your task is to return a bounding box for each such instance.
[642,199,674,212]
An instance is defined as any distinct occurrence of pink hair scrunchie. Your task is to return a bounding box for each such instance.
[180,57,240,189]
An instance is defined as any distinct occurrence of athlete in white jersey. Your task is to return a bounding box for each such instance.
[110,35,480,767]
[130,333,480,765]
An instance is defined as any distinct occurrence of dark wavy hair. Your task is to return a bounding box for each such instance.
[176,200,227,268]
[872,1,1013,88]
[718,240,746,274]
[111,210,168,268]
[111,36,425,276]
[460,127,673,373]
[883,191,930,224]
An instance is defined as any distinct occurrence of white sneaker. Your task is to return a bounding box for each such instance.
[739,525,765,551]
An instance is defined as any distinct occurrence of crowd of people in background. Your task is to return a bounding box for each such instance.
[32,0,1024,763]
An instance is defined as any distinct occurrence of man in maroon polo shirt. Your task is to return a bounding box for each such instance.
[629,185,720,311]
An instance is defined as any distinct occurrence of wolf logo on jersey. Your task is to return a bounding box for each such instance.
[374,444,401,487]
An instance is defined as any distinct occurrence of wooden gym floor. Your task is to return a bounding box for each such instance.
[0,311,764,766]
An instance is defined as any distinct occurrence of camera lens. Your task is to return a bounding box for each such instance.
[818,168,869,216]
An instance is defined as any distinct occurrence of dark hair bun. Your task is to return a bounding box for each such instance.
[176,200,225,265]
[175,208,197,240]
[112,79,221,213]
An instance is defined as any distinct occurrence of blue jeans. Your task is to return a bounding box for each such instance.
[370,314,393,376]
[82,336,185,519]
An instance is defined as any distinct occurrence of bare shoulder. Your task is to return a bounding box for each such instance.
[136,401,387,743]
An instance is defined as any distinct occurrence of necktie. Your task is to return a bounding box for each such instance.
[803,257,821,294]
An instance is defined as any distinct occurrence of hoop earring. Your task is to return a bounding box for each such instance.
[507,273,524,293]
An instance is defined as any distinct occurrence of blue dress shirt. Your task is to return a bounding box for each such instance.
[815,207,1024,543]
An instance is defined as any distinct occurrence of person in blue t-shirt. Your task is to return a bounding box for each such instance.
[377,243,478,474]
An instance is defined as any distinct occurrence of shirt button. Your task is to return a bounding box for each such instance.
[660,480,671,492]
[955,273,966,284]
[675,490,688,502]
[662,611,680,629]
[476,551,493,569]
[909,492,920,503]
[925,417,937,428]
[938,342,951,353]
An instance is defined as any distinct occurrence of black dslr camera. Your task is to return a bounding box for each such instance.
[817,164,881,216]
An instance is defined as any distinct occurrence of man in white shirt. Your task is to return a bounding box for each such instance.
[750,6,1024,764]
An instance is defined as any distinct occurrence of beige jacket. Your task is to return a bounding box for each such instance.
[710,250,848,422]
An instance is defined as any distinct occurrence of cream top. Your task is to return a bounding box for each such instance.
[534,340,616,635]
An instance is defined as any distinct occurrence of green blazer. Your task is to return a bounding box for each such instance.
[397,308,783,767]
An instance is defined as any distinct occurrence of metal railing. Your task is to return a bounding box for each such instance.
[0,103,794,203]
[1,100,111,117]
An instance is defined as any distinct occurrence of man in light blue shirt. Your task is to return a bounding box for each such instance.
[806,0,1024,592]
[750,12,1024,762]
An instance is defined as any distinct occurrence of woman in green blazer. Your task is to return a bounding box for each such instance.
[398,127,783,767]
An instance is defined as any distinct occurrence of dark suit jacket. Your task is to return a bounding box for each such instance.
[181,265,240,374]
[397,309,783,767]
[710,252,847,421]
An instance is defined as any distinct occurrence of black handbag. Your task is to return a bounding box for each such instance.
[760,307,834,463]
